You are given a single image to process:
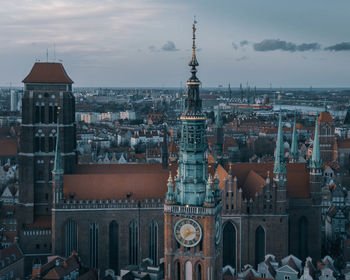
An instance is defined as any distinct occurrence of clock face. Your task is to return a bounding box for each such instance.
[174,218,202,247]
[215,217,221,245]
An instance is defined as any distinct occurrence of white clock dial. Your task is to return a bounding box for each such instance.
[174,218,202,247]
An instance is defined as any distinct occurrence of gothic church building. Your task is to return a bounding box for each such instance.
[17,23,323,278]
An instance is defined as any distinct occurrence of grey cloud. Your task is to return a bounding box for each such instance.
[232,42,238,50]
[296,43,321,51]
[253,39,320,52]
[240,40,249,47]
[324,42,350,51]
[161,41,179,51]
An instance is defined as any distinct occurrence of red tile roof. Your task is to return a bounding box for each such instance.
[64,164,177,200]
[242,170,266,198]
[223,163,310,199]
[65,162,310,202]
[0,138,18,156]
[22,62,73,84]
[318,111,333,123]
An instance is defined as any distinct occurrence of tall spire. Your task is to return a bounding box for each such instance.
[184,18,202,114]
[176,20,207,206]
[290,112,299,162]
[310,118,322,169]
[53,114,63,174]
[189,17,199,68]
[274,112,286,175]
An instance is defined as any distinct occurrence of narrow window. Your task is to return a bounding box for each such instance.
[129,220,138,265]
[89,222,98,268]
[148,220,158,265]
[255,226,265,266]
[65,219,78,257]
[109,221,119,272]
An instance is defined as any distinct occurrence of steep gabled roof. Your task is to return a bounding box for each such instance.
[22,62,73,84]
[318,111,333,123]
[222,163,310,199]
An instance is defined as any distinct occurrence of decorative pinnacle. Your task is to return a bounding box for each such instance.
[205,174,215,205]
[167,171,172,184]
[166,171,175,202]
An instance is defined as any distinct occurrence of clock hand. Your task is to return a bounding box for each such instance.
[183,229,195,238]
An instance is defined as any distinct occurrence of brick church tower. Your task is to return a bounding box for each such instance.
[318,104,335,163]
[19,62,76,222]
[164,21,222,280]
[18,63,76,271]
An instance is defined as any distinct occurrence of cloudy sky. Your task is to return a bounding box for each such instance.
[0,0,349,87]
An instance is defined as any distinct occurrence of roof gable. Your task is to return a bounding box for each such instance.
[277,265,298,274]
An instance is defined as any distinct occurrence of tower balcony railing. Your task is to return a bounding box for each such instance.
[164,203,221,216]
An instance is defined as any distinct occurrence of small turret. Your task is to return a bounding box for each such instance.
[165,172,175,203]
[290,112,299,163]
[213,173,221,199]
[204,175,215,206]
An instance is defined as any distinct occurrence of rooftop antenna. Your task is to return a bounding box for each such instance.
[46,49,48,62]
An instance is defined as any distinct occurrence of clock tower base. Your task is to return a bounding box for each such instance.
[164,204,222,280]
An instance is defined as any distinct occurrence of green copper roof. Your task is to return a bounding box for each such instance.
[53,120,63,174]
[310,118,322,169]
[290,113,299,160]
[273,112,286,174]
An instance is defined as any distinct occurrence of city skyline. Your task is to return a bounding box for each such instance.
[0,0,349,87]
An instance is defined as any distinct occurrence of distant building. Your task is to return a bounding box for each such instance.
[10,90,18,112]
[120,110,136,120]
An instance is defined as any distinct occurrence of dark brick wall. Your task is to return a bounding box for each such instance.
[53,208,164,274]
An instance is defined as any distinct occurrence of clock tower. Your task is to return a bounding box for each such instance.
[164,20,222,280]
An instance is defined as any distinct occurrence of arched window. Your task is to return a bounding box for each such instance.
[148,220,158,265]
[65,219,78,257]
[175,261,181,280]
[299,216,308,260]
[129,220,138,265]
[89,222,99,269]
[255,226,265,266]
[185,261,192,280]
[223,222,236,269]
[109,221,119,272]
[196,263,202,280]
